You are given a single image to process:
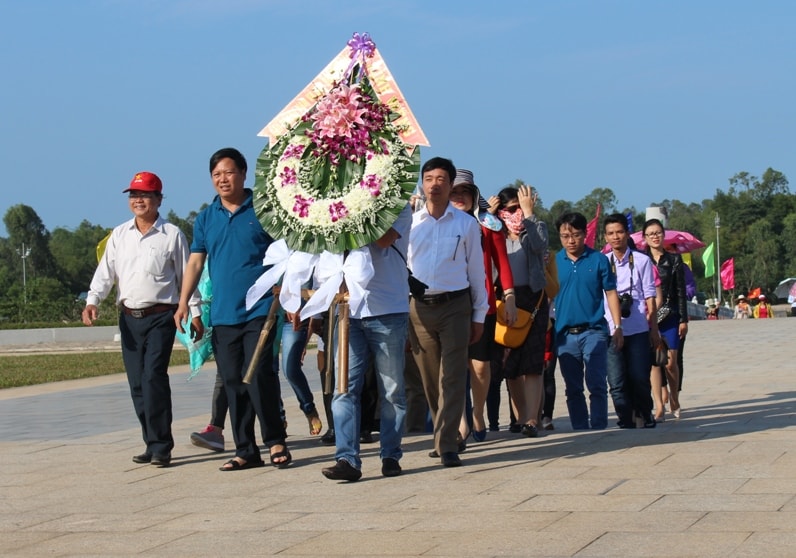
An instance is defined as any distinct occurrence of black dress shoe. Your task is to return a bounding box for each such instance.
[508,423,522,434]
[322,459,362,481]
[440,452,462,467]
[521,424,539,438]
[643,416,657,428]
[320,429,336,445]
[428,450,440,458]
[132,453,152,464]
[359,431,374,444]
[151,454,171,467]
[381,457,402,477]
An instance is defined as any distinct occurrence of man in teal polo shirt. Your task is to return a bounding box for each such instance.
[553,212,623,430]
[176,147,290,471]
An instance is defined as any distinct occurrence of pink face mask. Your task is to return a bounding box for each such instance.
[498,208,525,235]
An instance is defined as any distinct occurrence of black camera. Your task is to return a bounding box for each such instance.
[619,293,633,318]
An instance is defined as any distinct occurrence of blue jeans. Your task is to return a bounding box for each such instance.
[607,330,653,427]
[556,328,609,430]
[332,313,408,469]
[280,321,317,416]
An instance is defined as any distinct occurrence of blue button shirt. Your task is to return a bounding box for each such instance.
[554,246,617,334]
[191,189,273,326]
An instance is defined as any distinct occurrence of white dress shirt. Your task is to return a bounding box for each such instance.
[408,203,489,323]
[87,215,201,316]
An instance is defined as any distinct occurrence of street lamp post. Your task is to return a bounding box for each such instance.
[714,213,721,306]
[16,243,31,305]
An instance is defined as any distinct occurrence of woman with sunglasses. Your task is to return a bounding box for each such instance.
[643,219,688,420]
[492,185,550,437]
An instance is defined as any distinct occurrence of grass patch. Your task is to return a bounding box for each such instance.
[0,350,191,389]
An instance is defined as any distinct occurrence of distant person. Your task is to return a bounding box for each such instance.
[82,171,203,468]
[603,213,659,428]
[407,157,488,467]
[553,212,623,431]
[753,295,773,318]
[492,185,549,438]
[643,219,687,421]
[733,295,752,319]
[175,147,290,471]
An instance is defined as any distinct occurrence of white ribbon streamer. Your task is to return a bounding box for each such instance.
[279,251,319,313]
[301,248,374,319]
[244,240,290,311]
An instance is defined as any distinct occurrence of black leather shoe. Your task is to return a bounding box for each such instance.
[320,429,336,446]
[322,459,362,481]
[132,453,152,464]
[643,416,657,428]
[521,424,539,438]
[428,450,440,458]
[441,452,462,467]
[151,454,171,467]
[381,458,402,477]
[359,431,374,444]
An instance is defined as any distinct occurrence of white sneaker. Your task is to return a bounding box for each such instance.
[542,417,554,431]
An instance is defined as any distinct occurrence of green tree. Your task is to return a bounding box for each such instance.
[49,220,111,294]
[3,204,59,279]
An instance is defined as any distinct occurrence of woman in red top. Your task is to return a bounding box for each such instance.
[450,170,516,442]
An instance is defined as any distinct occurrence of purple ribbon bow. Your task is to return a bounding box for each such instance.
[345,32,376,81]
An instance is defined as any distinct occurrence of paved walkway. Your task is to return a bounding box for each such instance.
[1,319,795,557]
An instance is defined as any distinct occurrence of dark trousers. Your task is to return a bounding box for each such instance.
[212,317,285,463]
[119,309,177,457]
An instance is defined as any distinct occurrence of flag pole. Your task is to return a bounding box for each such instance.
[714,213,721,305]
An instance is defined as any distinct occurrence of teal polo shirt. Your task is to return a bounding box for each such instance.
[553,246,616,334]
[191,189,273,326]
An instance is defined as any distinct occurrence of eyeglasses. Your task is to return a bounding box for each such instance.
[559,232,585,241]
[644,231,663,238]
[128,192,157,200]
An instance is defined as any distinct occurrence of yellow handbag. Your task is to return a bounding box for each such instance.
[494,293,543,349]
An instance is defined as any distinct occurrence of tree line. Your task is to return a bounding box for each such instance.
[1,168,793,324]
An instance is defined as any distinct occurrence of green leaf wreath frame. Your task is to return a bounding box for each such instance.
[253,72,420,254]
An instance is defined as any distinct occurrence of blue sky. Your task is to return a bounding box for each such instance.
[1,1,794,237]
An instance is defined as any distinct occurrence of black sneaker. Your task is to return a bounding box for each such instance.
[322,459,362,482]
[320,428,336,445]
[381,458,402,477]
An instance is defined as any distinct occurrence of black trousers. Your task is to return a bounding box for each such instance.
[119,309,177,457]
[212,317,285,463]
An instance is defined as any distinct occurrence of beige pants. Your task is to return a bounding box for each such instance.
[408,295,471,454]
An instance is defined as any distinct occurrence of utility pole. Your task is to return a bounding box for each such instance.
[16,243,31,305]
[714,213,721,306]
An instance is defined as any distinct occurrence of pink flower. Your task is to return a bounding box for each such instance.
[293,195,313,217]
[360,174,381,196]
[280,166,297,186]
[311,84,366,139]
[282,144,305,160]
[329,201,348,222]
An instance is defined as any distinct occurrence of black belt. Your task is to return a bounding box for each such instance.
[566,324,592,334]
[416,288,469,305]
[122,304,178,318]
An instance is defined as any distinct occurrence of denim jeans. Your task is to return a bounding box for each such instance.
[280,321,317,416]
[556,328,609,430]
[332,313,408,469]
[607,330,653,426]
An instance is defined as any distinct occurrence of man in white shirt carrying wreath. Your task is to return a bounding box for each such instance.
[407,157,488,467]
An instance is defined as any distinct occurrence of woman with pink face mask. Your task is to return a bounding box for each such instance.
[492,185,550,438]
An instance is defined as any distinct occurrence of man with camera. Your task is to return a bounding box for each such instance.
[603,214,660,428]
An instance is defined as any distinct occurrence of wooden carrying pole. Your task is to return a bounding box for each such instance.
[242,295,281,385]
[336,298,350,394]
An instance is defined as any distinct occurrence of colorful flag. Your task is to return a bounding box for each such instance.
[625,212,634,233]
[720,258,735,290]
[748,286,761,299]
[702,242,715,277]
[584,204,602,248]
[681,253,692,268]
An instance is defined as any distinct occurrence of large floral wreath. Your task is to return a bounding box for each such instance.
[254,34,420,254]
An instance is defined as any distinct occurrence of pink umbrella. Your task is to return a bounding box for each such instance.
[602,230,706,254]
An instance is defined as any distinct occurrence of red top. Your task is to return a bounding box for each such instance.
[482,225,515,314]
